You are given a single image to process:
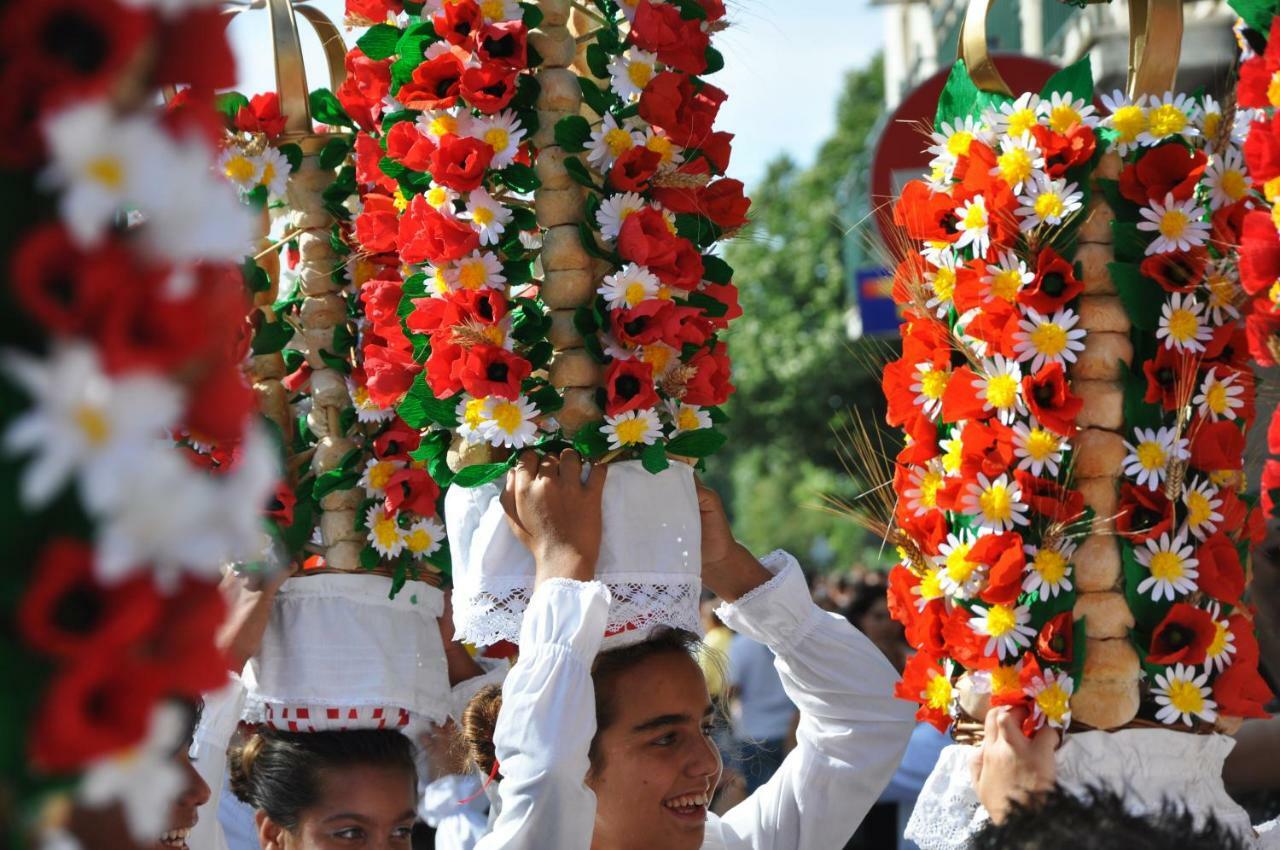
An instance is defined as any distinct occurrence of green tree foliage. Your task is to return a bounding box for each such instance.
[708,55,897,570]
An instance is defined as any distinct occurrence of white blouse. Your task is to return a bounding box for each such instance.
[477,550,915,849]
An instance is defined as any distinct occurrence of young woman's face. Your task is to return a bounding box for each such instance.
[260,764,417,850]
[155,747,210,849]
[587,651,722,850]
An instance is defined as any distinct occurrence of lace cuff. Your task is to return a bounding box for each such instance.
[715,550,821,655]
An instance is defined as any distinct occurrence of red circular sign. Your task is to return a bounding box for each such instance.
[871,55,1062,251]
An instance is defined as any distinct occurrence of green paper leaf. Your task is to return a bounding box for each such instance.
[251,320,294,355]
[935,59,980,128]
[1096,178,1142,222]
[1108,262,1162,331]
[527,381,564,415]
[521,1,544,28]
[1229,0,1275,38]
[686,290,728,318]
[241,257,271,293]
[360,546,381,570]
[665,428,727,458]
[563,155,600,190]
[319,136,352,170]
[452,461,512,488]
[577,221,618,261]
[309,88,355,129]
[216,92,250,126]
[585,43,610,79]
[1069,615,1088,692]
[397,373,460,428]
[701,255,733,284]
[503,259,534,285]
[573,421,609,458]
[1121,363,1163,430]
[703,46,725,75]
[278,143,304,174]
[314,468,359,500]
[574,304,601,336]
[641,441,670,473]
[674,213,721,249]
[357,23,402,60]
[497,163,540,194]
[1110,221,1149,263]
[579,76,618,117]
[707,406,729,424]
[319,349,352,375]
[1039,55,1093,103]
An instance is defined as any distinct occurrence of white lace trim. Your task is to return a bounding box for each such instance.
[453,572,702,648]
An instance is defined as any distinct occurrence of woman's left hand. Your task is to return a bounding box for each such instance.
[696,478,772,602]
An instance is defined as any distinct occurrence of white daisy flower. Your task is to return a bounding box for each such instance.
[912,567,947,612]
[1012,420,1068,477]
[596,191,648,241]
[990,132,1045,194]
[961,472,1030,532]
[456,395,490,444]
[903,462,946,516]
[480,395,541,449]
[988,92,1043,138]
[1199,95,1226,148]
[477,0,521,22]
[1123,425,1189,491]
[608,48,658,101]
[968,602,1037,660]
[448,250,506,291]
[910,362,951,421]
[217,146,263,193]
[1204,147,1249,210]
[924,250,960,316]
[928,115,990,179]
[367,505,405,558]
[587,113,641,169]
[1204,602,1238,674]
[359,457,405,498]
[639,342,680,378]
[1135,531,1200,602]
[1157,292,1212,353]
[935,530,986,600]
[1139,92,1201,146]
[256,146,291,197]
[639,126,684,168]
[2,345,183,512]
[1040,90,1099,132]
[599,262,660,309]
[665,400,712,434]
[1012,307,1087,372]
[349,377,397,423]
[1016,175,1083,231]
[1204,261,1243,325]
[424,182,460,212]
[1152,663,1217,725]
[1022,539,1076,599]
[463,188,513,245]
[1182,477,1225,541]
[1193,368,1246,422]
[1100,90,1148,155]
[1026,668,1075,730]
[953,194,992,257]
[602,407,663,450]
[973,355,1026,424]
[470,110,526,169]
[983,250,1034,304]
[417,109,467,142]
[403,516,446,558]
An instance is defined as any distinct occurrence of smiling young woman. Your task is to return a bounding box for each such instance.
[461,450,915,850]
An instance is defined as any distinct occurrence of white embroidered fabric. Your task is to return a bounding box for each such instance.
[905,729,1261,848]
[445,460,703,649]
[242,573,451,729]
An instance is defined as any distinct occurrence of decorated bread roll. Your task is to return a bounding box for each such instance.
[1077,195,1115,245]
[549,349,603,388]
[1074,592,1135,639]
[1071,331,1133,381]
[1072,428,1128,479]
[1074,534,1122,592]
[1078,296,1130,335]
[1077,242,1117,295]
[1074,380,1125,430]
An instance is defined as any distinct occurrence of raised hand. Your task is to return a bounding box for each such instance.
[500,449,608,586]
[695,478,772,603]
[970,705,1059,824]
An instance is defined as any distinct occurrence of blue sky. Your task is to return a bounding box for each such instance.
[227,0,884,189]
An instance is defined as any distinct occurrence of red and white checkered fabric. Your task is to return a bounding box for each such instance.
[264,704,412,733]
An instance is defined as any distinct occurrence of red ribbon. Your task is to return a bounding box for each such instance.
[457,757,500,806]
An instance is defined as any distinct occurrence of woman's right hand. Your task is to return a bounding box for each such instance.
[500,450,607,586]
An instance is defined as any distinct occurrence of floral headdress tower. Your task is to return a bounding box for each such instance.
[880,0,1273,843]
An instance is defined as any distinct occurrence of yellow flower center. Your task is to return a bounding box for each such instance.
[1186,490,1213,527]
[1033,549,1069,585]
[1205,382,1230,414]
[429,114,458,136]
[978,482,1013,522]
[432,266,450,294]
[1034,192,1065,222]
[946,130,975,158]
[1036,681,1071,724]
[1203,111,1222,140]
[931,267,957,300]
[627,61,654,90]
[1048,104,1082,133]
[1270,280,1280,306]
[1166,678,1205,716]
[624,282,649,306]
[1136,440,1168,471]
[1111,105,1146,142]
[963,201,988,230]
[463,397,488,429]
[1207,274,1237,309]
[614,416,650,445]
[259,161,276,188]
[372,513,400,549]
[991,268,1024,302]
[1265,176,1280,202]
[675,406,702,431]
[944,542,975,584]
[1167,307,1199,343]
[920,368,949,400]
[490,400,524,434]
[1147,104,1189,138]
[426,186,451,209]
[918,569,945,601]
[991,665,1021,695]
[457,259,488,290]
[645,134,675,165]
[1221,169,1247,201]
[353,385,372,408]
[222,154,255,184]
[74,405,110,446]
[404,526,437,553]
[1207,622,1230,658]
[1006,108,1038,137]
[642,343,673,374]
[484,127,510,153]
[479,0,506,20]
[1030,321,1068,356]
[925,671,954,711]
[941,439,963,474]
[918,470,943,508]
[604,127,635,156]
[997,147,1033,186]
[367,460,398,491]
[1270,71,1280,108]
[1025,428,1059,461]
[471,206,495,226]
[985,373,1019,409]
[393,188,409,212]
[1149,550,1185,581]
[984,604,1017,637]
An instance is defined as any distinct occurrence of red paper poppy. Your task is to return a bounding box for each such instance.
[1022,362,1082,436]
[183,357,256,445]
[1211,200,1249,252]
[1246,309,1280,367]
[477,20,528,68]
[18,539,161,659]
[1189,419,1245,473]
[11,224,119,334]
[1115,482,1174,544]
[266,481,296,527]
[653,178,751,231]
[374,421,422,459]
[700,282,743,329]
[460,63,519,114]
[895,651,953,732]
[609,146,663,193]
[638,71,726,148]
[1265,460,1280,517]
[430,133,495,191]
[958,419,1016,480]
[893,180,963,244]
[682,342,733,406]
[1203,326,1252,372]
[235,92,287,139]
[1036,612,1074,664]
[1032,124,1096,177]
[1016,471,1085,526]
[689,130,734,176]
[1244,111,1280,183]
[1214,657,1274,718]
[631,0,710,74]
[141,577,229,698]
[425,337,466,398]
[457,344,530,400]
[154,8,236,92]
[1141,345,1197,410]
[1139,247,1207,293]
[360,276,405,335]
[355,193,402,254]
[1237,18,1280,108]
[1240,210,1280,296]
[942,605,997,671]
[1147,603,1216,665]
[398,195,481,264]
[1118,143,1207,205]
[386,120,437,172]
[1019,246,1083,314]
[604,358,660,415]
[434,0,483,46]
[1196,532,1246,604]
[970,532,1025,605]
[617,207,704,290]
[336,51,392,131]
[354,132,396,192]
[364,342,422,407]
[384,466,442,517]
[397,50,465,111]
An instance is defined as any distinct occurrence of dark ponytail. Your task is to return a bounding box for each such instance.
[227,728,417,829]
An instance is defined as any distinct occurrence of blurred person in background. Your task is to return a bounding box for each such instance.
[726,615,800,793]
